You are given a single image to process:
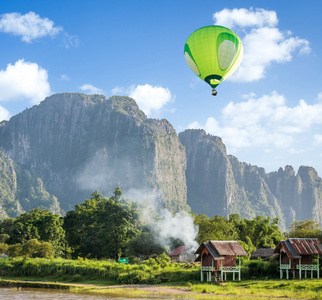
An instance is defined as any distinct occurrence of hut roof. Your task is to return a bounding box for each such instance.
[168,246,190,256]
[251,248,275,259]
[195,240,247,260]
[274,238,322,259]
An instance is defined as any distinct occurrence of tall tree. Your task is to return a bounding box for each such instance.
[64,188,140,259]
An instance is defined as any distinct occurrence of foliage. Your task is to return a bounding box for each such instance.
[193,214,238,244]
[5,239,54,258]
[64,188,140,260]
[0,255,199,284]
[0,208,66,256]
[125,231,166,259]
[193,213,283,254]
[288,219,322,241]
[0,242,8,254]
[243,259,279,279]
[0,233,9,243]
[229,214,284,251]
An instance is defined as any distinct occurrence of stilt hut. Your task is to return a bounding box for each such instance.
[273,238,322,279]
[167,246,195,262]
[195,240,247,282]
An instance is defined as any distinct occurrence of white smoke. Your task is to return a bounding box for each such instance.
[76,149,199,251]
[152,209,199,251]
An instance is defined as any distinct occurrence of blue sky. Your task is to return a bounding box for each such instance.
[1,0,322,176]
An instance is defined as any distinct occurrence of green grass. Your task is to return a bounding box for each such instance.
[188,279,322,299]
[1,257,322,299]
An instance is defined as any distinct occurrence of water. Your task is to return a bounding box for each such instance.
[0,287,188,300]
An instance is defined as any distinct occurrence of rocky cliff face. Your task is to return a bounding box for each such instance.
[0,93,188,213]
[266,166,322,226]
[179,129,285,228]
[178,129,235,216]
[0,151,61,218]
[179,129,322,229]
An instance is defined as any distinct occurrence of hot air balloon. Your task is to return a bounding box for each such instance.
[184,25,243,96]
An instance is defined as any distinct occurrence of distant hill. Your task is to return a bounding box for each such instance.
[0,93,321,230]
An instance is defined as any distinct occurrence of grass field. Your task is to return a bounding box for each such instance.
[1,277,322,299]
[0,257,322,299]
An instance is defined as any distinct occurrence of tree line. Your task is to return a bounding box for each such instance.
[1,187,321,260]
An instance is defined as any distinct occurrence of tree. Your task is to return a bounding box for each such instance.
[21,239,54,258]
[0,234,9,243]
[194,214,238,244]
[1,208,66,256]
[0,243,8,254]
[6,239,54,258]
[64,188,140,259]
[192,213,283,254]
[125,231,166,259]
[288,219,322,241]
[230,214,283,250]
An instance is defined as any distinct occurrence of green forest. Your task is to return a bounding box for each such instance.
[1,187,321,261]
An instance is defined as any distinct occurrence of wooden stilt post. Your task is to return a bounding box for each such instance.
[200,256,203,281]
[239,256,241,281]
[221,260,223,281]
[280,253,282,279]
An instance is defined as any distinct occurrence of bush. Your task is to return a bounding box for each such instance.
[244,259,279,278]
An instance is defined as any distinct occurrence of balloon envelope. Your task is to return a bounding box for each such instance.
[184,25,243,89]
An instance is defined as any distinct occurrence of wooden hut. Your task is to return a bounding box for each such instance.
[167,246,195,263]
[195,240,247,282]
[273,238,322,279]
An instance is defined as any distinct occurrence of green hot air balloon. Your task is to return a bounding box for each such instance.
[184,25,243,96]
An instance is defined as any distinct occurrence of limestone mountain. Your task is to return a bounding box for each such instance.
[0,93,321,231]
[0,93,188,214]
[179,129,322,229]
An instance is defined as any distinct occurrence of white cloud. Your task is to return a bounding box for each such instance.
[213,8,278,29]
[213,8,310,82]
[0,12,62,43]
[80,83,103,94]
[0,105,10,121]
[188,92,322,152]
[112,84,174,116]
[0,59,51,104]
[62,32,80,48]
[60,74,70,81]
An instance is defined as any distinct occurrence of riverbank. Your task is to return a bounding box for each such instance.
[1,277,322,299]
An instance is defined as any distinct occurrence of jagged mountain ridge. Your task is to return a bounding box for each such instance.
[179,129,322,229]
[0,93,321,230]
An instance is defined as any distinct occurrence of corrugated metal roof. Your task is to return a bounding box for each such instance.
[288,238,322,255]
[284,240,302,259]
[209,241,248,256]
[273,238,322,259]
[168,246,189,256]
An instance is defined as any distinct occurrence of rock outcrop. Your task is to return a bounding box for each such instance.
[0,93,188,214]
